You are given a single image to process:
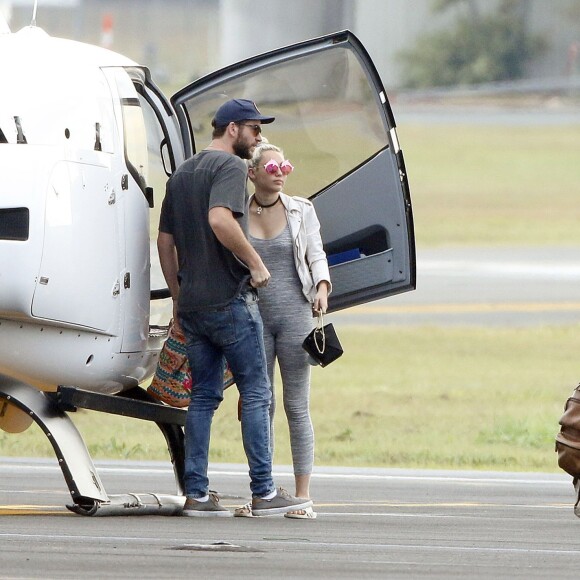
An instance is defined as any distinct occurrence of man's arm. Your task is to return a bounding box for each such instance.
[157,231,180,324]
[208,206,270,287]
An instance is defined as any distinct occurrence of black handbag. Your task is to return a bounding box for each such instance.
[302,314,343,367]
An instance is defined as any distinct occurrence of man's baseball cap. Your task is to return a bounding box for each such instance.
[213,99,275,126]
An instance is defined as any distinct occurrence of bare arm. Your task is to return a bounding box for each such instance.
[157,231,180,326]
[208,206,270,287]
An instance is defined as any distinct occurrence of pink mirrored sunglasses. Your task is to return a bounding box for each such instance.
[264,159,294,175]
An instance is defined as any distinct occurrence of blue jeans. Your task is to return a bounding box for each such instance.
[179,290,275,499]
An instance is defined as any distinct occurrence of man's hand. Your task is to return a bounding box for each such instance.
[171,300,182,333]
[249,263,271,288]
[209,206,272,288]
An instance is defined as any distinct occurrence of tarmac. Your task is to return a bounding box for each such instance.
[1,457,578,579]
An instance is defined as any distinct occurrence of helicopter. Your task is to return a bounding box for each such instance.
[0,12,415,515]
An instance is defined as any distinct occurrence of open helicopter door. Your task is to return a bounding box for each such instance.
[171,30,415,311]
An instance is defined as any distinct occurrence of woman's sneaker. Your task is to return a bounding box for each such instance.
[251,487,313,516]
[182,493,232,517]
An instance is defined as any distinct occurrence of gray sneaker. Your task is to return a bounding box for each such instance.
[182,493,232,517]
[252,487,313,517]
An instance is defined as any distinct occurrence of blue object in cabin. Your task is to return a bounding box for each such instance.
[327,248,361,266]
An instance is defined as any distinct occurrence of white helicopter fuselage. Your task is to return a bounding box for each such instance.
[0,22,416,512]
[0,26,168,393]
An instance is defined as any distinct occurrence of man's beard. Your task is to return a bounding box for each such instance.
[233,135,252,159]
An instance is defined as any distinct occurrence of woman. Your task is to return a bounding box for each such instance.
[235,143,331,519]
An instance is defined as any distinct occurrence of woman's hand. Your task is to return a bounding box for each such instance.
[312,281,330,315]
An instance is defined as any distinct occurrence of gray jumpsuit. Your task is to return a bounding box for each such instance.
[250,224,315,476]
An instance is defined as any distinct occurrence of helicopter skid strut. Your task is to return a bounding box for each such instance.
[0,375,187,516]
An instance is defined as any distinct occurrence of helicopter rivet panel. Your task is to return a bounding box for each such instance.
[32,161,122,333]
[0,318,150,392]
[0,149,54,319]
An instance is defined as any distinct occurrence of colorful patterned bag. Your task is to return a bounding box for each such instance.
[148,324,235,407]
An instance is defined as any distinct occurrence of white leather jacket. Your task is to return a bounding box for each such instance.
[277,192,332,303]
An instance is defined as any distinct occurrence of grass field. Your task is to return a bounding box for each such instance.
[398,123,580,246]
[2,120,579,473]
[2,325,577,473]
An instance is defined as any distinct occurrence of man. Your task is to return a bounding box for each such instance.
[157,98,312,517]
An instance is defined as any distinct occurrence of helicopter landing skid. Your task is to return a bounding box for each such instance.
[0,375,187,516]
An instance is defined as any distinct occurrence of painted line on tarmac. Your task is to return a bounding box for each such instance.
[335,302,580,315]
[215,470,570,487]
[0,505,71,515]
[314,501,569,509]
[0,500,568,516]
[0,461,568,486]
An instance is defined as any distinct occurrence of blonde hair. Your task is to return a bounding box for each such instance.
[249,143,284,170]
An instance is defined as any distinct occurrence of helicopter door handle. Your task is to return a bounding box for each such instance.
[145,186,154,209]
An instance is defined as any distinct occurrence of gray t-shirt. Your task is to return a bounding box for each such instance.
[159,150,251,311]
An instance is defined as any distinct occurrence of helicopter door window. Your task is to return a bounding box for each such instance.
[133,91,169,210]
[177,47,388,200]
[129,91,175,319]
[121,98,149,193]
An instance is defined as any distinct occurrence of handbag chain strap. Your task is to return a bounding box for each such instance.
[314,313,325,354]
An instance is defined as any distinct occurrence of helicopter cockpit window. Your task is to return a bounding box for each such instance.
[109,69,149,193]
[134,91,169,210]
[121,98,149,193]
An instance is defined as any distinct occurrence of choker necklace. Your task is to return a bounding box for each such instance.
[254,196,280,215]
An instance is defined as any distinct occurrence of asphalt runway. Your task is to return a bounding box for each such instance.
[0,457,579,579]
[331,245,580,327]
